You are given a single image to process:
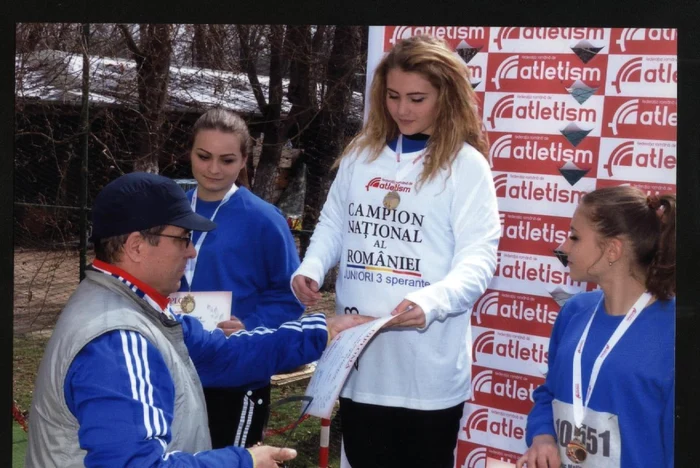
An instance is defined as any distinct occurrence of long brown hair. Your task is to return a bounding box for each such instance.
[580,186,676,300]
[191,108,251,188]
[338,35,488,187]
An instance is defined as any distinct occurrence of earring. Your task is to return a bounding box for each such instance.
[608,261,613,266]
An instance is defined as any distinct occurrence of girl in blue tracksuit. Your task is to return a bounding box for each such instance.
[518,186,675,468]
[178,108,305,449]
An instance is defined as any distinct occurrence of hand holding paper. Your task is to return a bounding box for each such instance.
[326,313,376,341]
[305,314,397,418]
[388,299,425,328]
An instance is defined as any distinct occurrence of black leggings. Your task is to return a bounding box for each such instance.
[339,398,464,468]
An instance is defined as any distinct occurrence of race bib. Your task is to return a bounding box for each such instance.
[552,399,621,468]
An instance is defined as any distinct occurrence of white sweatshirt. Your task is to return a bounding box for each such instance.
[293,141,501,410]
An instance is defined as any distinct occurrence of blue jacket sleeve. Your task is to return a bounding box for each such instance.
[64,330,254,467]
[242,212,305,330]
[525,304,569,446]
[182,312,328,388]
[662,371,674,467]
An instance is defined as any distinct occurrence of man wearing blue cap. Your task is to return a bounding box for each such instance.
[26,172,371,468]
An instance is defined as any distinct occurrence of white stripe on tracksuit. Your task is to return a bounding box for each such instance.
[233,394,256,447]
[119,331,168,449]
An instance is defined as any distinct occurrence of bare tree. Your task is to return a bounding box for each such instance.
[235,24,363,211]
[15,23,84,54]
[298,26,363,260]
[192,24,229,69]
[118,24,174,173]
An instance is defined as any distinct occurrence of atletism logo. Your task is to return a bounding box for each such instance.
[493,174,508,198]
[491,55,603,91]
[604,141,635,176]
[473,369,537,404]
[462,447,488,468]
[463,406,526,441]
[503,179,587,204]
[610,56,677,94]
[474,291,500,325]
[491,55,518,90]
[364,177,412,193]
[503,218,568,245]
[606,98,677,139]
[488,95,598,131]
[611,57,642,94]
[489,134,595,169]
[487,95,514,129]
[608,99,640,136]
[493,27,605,51]
[472,330,496,362]
[603,141,676,177]
[474,290,560,328]
[388,26,485,45]
[472,369,495,394]
[615,28,676,53]
[464,408,489,439]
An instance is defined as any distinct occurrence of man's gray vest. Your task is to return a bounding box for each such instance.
[26,270,211,467]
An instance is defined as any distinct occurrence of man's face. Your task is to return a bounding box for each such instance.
[141,225,196,296]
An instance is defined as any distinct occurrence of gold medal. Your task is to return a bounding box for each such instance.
[566,437,587,464]
[383,191,401,210]
[180,294,196,314]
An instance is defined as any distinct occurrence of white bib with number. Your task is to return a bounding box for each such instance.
[552,399,621,468]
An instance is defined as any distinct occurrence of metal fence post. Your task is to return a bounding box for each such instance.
[79,23,90,280]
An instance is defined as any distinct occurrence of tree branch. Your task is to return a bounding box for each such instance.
[117,24,143,58]
[236,24,267,112]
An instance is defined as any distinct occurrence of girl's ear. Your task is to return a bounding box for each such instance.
[605,237,624,265]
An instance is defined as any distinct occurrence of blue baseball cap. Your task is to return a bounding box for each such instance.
[90,172,216,241]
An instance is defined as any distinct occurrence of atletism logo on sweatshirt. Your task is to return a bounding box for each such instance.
[365,177,412,193]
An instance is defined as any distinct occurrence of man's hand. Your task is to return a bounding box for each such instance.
[326,314,375,341]
[291,275,322,306]
[247,445,297,468]
[516,434,561,468]
[216,317,245,336]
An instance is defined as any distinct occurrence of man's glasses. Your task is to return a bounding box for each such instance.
[151,232,192,248]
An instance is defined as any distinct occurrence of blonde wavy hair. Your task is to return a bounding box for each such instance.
[337,35,489,186]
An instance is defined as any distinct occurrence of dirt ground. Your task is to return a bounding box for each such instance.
[13,248,89,336]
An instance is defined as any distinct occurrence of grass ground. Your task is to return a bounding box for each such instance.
[265,382,342,468]
[13,423,28,468]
